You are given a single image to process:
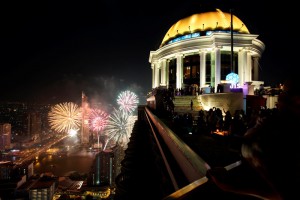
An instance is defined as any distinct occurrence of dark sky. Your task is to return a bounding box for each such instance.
[1,0,297,105]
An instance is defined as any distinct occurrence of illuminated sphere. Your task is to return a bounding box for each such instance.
[226,72,239,84]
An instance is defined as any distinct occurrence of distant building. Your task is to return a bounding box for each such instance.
[29,175,57,200]
[0,160,35,199]
[0,102,51,141]
[27,112,42,140]
[112,144,125,186]
[0,102,28,136]
[15,160,35,180]
[81,92,90,145]
[0,123,11,150]
[88,149,115,187]
[0,161,14,180]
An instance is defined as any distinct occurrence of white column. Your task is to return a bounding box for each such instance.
[238,49,247,86]
[214,48,221,90]
[154,61,160,88]
[253,57,259,81]
[246,52,252,82]
[166,60,170,88]
[238,50,243,84]
[160,59,167,86]
[151,64,155,89]
[176,54,183,89]
[181,56,184,88]
[200,51,206,88]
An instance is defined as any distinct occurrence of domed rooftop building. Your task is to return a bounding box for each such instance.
[149,9,265,92]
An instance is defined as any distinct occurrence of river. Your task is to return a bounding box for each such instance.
[33,136,96,177]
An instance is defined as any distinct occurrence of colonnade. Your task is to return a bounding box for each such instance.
[151,48,260,90]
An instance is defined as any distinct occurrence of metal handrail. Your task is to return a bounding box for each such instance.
[144,107,179,191]
[145,107,211,183]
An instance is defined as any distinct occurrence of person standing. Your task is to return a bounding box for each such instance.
[207,74,300,200]
[240,75,300,200]
[190,99,193,110]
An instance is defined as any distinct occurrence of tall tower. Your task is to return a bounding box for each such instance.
[0,123,11,150]
[88,149,115,186]
[27,112,42,141]
[81,91,90,145]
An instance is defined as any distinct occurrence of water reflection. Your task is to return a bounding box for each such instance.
[34,148,95,177]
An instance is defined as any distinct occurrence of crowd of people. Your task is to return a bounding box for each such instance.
[206,76,300,200]
[150,75,299,199]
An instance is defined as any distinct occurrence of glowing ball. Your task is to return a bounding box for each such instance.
[226,72,239,87]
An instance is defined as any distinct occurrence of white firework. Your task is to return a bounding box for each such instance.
[117,90,139,114]
[103,108,136,150]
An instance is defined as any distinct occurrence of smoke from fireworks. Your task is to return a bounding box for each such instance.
[117,90,139,114]
[89,108,109,132]
[48,102,82,133]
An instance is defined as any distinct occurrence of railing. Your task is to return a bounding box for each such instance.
[145,107,210,182]
[144,106,213,199]
[142,106,270,200]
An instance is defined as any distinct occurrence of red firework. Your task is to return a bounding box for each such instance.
[89,108,109,132]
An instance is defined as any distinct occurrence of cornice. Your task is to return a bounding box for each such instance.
[149,33,264,63]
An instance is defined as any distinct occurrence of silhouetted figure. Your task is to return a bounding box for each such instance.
[190,99,193,110]
[230,109,247,136]
[215,108,223,131]
[197,110,208,134]
[241,75,300,199]
[217,84,224,93]
[207,75,300,200]
[223,110,232,132]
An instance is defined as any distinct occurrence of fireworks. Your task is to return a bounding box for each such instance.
[89,108,109,132]
[117,90,139,114]
[103,90,139,149]
[48,102,82,133]
[103,108,135,150]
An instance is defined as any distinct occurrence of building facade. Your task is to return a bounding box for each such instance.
[81,92,90,145]
[0,123,11,150]
[88,149,115,187]
[29,178,56,200]
[149,9,265,92]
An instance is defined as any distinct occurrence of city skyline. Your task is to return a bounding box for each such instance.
[1,0,296,105]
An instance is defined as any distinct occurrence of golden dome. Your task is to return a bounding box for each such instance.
[161,9,249,47]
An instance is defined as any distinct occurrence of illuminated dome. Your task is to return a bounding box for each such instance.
[161,9,249,47]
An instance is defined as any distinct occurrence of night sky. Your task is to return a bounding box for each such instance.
[1,0,297,106]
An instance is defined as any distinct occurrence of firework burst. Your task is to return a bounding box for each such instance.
[88,108,109,149]
[117,90,139,114]
[89,108,109,132]
[103,108,136,150]
[48,102,82,133]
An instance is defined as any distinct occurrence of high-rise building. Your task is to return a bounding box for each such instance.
[0,161,14,180]
[27,112,42,141]
[0,103,51,140]
[88,149,115,187]
[111,144,125,187]
[0,123,11,150]
[0,102,28,136]
[28,176,57,200]
[81,92,90,145]
[0,160,35,199]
